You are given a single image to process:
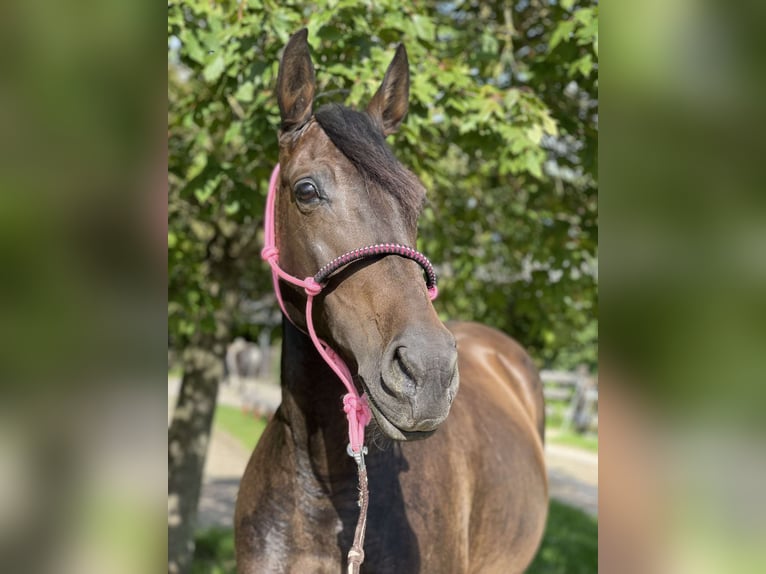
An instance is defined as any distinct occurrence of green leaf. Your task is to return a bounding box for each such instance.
[179,29,206,64]
[525,150,544,179]
[223,122,242,145]
[412,14,436,41]
[541,112,558,136]
[526,124,543,146]
[193,174,221,204]
[202,55,225,83]
[224,200,240,215]
[549,20,574,53]
[573,7,594,27]
[234,81,254,102]
[569,54,594,78]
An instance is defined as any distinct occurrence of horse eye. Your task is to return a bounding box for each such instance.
[294,180,320,203]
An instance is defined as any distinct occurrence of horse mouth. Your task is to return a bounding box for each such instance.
[360,380,437,441]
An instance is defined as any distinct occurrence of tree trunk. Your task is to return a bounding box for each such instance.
[168,343,223,574]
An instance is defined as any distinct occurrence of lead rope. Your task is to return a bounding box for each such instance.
[346,450,369,574]
[261,164,437,572]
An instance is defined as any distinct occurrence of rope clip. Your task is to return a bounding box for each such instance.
[347,443,368,471]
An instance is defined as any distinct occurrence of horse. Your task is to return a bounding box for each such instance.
[235,29,547,573]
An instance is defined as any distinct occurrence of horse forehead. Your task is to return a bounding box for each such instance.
[285,121,344,165]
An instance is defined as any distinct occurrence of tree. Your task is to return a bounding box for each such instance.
[168,1,597,571]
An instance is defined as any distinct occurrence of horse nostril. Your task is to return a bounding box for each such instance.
[393,347,417,397]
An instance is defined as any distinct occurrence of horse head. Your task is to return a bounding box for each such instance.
[272,29,459,441]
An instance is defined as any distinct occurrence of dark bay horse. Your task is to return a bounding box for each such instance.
[235,29,547,573]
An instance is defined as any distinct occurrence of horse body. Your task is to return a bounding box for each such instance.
[235,321,546,574]
[235,29,547,573]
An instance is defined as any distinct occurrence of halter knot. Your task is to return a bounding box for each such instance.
[428,285,439,300]
[261,245,279,262]
[303,277,322,296]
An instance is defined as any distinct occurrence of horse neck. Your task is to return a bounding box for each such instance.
[278,317,359,482]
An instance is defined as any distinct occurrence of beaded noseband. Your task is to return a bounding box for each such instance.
[315,243,438,298]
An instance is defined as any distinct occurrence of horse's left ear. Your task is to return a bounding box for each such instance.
[367,44,409,136]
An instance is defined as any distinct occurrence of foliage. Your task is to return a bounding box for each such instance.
[168,0,598,369]
[192,527,236,574]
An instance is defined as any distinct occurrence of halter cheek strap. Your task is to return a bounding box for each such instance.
[260,163,438,454]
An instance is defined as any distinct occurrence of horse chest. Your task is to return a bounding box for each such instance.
[249,486,424,572]
[240,455,461,572]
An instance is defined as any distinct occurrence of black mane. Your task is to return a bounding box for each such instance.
[314,104,424,216]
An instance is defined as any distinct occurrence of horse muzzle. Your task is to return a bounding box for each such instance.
[365,328,459,440]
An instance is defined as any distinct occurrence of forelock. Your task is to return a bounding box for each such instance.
[313,104,424,216]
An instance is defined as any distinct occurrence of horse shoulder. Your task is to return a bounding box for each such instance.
[447,320,545,440]
[442,321,548,573]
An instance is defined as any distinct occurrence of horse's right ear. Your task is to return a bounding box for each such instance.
[277,29,315,132]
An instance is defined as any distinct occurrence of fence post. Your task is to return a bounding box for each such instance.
[565,365,589,431]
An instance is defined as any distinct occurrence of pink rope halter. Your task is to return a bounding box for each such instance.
[260,163,438,455]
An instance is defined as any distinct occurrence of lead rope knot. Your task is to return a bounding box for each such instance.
[342,393,368,418]
[343,394,372,455]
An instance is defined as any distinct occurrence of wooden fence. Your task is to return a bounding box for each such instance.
[540,366,598,432]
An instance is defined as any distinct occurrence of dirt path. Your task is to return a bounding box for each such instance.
[545,443,598,517]
[197,427,250,529]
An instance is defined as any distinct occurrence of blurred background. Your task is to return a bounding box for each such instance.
[1,0,764,573]
[168,1,598,573]
[601,1,766,572]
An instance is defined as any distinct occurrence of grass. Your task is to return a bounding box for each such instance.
[192,528,237,574]
[213,404,268,451]
[547,427,599,453]
[193,500,596,573]
[526,500,598,573]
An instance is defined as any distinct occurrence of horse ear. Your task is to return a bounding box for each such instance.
[367,44,409,136]
[277,29,315,132]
